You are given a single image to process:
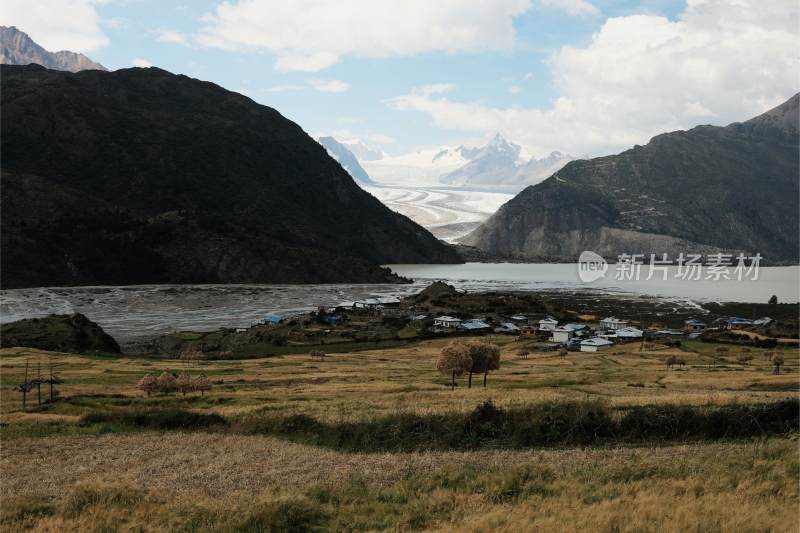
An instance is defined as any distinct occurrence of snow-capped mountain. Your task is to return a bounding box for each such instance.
[317,136,375,185]
[361,145,473,186]
[341,139,384,161]
[439,133,525,188]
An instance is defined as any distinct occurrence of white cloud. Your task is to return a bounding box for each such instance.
[155,28,188,45]
[389,0,800,156]
[196,0,532,71]
[132,58,152,68]
[509,85,522,94]
[367,133,397,144]
[539,0,599,16]
[310,79,350,93]
[0,0,109,52]
[265,84,306,93]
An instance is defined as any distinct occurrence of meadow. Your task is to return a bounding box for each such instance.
[1,336,798,531]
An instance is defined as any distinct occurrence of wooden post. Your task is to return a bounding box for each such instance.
[22,361,29,410]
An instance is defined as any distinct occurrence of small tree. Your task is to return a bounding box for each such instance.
[310,349,326,361]
[194,374,212,396]
[768,295,778,305]
[736,353,753,366]
[437,341,472,390]
[176,373,194,396]
[156,371,177,394]
[771,353,785,375]
[559,348,568,357]
[138,374,158,397]
[468,342,501,387]
[517,350,529,359]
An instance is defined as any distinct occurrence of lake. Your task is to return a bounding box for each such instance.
[1,263,797,347]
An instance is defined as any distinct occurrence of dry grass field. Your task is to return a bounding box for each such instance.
[1,337,798,531]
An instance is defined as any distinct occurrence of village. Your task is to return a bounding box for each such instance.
[151,281,793,360]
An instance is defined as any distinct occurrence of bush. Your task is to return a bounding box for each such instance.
[80,408,227,430]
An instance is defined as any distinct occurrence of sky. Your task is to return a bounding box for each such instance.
[1,0,798,158]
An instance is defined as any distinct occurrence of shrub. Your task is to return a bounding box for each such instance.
[771,353,785,374]
[80,408,227,430]
[737,353,754,365]
[310,349,326,361]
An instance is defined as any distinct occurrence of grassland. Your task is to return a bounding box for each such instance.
[1,336,798,531]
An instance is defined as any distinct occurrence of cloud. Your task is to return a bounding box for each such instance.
[265,84,306,93]
[310,79,350,93]
[389,0,799,156]
[132,58,152,68]
[196,0,532,71]
[155,28,188,45]
[508,85,522,94]
[0,0,109,52]
[366,133,397,144]
[539,0,599,16]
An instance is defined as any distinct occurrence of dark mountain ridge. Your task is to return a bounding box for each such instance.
[1,64,459,288]
[462,94,800,263]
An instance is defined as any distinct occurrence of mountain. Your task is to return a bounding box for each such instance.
[440,133,524,187]
[361,145,474,186]
[0,26,106,72]
[0,64,460,288]
[341,139,384,161]
[462,94,800,263]
[439,134,575,192]
[317,136,375,185]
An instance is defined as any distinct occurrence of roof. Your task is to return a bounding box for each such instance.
[753,317,773,325]
[461,320,491,330]
[582,337,614,346]
[498,322,520,330]
[616,327,643,337]
[540,317,558,323]
[434,315,461,322]
[409,314,428,321]
[510,315,528,321]
[726,317,753,324]
[563,323,588,331]
[685,319,706,325]
[552,327,573,333]
[601,317,628,323]
[265,314,284,323]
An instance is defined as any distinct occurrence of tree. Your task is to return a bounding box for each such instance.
[310,349,326,361]
[176,373,194,396]
[771,353,785,375]
[466,342,501,387]
[559,348,568,357]
[437,341,472,390]
[517,350,529,359]
[768,295,778,305]
[194,374,212,396]
[156,371,177,394]
[138,374,158,397]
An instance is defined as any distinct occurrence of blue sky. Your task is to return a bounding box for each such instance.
[2,0,796,157]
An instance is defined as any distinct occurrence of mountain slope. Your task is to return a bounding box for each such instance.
[317,136,375,185]
[0,26,106,72]
[0,65,459,288]
[462,94,800,263]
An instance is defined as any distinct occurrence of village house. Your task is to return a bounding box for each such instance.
[538,316,559,332]
[580,337,614,352]
[433,316,462,329]
[602,326,643,342]
[684,319,706,333]
[494,322,520,334]
[752,317,773,326]
[460,319,491,332]
[509,315,529,324]
[600,317,629,331]
[722,317,754,330]
[551,327,573,343]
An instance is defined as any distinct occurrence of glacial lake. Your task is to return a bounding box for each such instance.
[1,263,797,348]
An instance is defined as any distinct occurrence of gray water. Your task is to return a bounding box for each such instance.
[1,263,797,347]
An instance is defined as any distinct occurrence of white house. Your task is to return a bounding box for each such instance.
[434,316,462,328]
[580,337,614,352]
[539,316,559,332]
[494,322,520,334]
[615,327,643,340]
[600,317,628,331]
[551,327,573,343]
